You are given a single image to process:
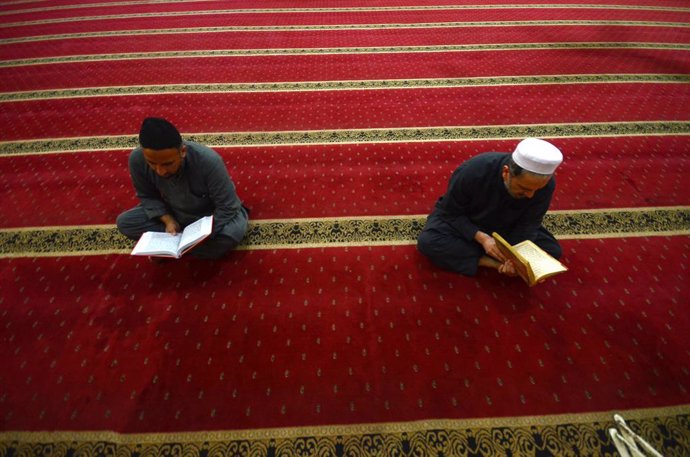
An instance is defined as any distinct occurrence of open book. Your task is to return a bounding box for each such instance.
[492,232,567,286]
[131,215,213,258]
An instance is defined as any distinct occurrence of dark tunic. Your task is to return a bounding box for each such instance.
[417,152,560,276]
[116,141,248,259]
[128,140,244,235]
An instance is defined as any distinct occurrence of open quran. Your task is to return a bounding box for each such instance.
[131,216,213,258]
[492,232,568,286]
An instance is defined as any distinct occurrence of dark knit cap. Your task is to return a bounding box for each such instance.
[138,117,182,149]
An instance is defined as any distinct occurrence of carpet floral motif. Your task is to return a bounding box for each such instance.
[2,74,687,102]
[1,208,688,256]
[1,122,689,156]
[1,413,688,457]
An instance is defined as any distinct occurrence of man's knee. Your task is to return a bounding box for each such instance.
[116,209,140,240]
[190,234,239,260]
[417,229,480,276]
[543,240,562,259]
[116,207,163,240]
[416,229,435,258]
[534,229,562,259]
[191,211,248,259]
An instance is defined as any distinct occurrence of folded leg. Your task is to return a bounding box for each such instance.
[116,205,165,240]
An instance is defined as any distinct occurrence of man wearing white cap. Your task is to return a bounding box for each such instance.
[417,138,563,277]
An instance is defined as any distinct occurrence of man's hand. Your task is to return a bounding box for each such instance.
[474,230,507,262]
[497,260,518,277]
[160,214,181,235]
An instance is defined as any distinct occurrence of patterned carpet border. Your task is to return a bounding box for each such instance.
[1,121,688,156]
[2,74,688,102]
[1,207,688,258]
[3,43,689,68]
[0,405,688,457]
[4,20,688,45]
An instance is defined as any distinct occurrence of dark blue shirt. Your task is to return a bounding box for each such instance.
[429,152,555,245]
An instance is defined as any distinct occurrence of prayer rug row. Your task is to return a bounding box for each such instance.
[1,137,688,226]
[2,86,689,141]
[5,43,690,70]
[4,4,688,35]
[1,74,688,103]
[1,238,688,431]
[2,50,687,92]
[6,22,690,60]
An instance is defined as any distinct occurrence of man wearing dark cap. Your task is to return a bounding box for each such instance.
[116,117,248,260]
[417,138,563,277]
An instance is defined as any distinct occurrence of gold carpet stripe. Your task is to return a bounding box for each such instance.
[1,121,688,156]
[0,0,45,5]
[3,20,689,44]
[0,0,53,5]
[0,0,214,16]
[1,74,687,102]
[2,42,689,68]
[2,4,689,29]
[1,207,688,258]
[0,404,687,442]
[0,0,40,5]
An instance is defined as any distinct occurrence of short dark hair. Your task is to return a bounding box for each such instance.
[507,157,525,176]
[139,117,182,150]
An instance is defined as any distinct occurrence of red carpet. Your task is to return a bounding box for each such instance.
[3,85,690,139]
[2,237,689,432]
[1,0,689,455]
[1,137,688,227]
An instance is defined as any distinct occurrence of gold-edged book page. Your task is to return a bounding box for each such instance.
[513,240,568,281]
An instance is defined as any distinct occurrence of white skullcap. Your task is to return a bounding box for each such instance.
[512,138,563,175]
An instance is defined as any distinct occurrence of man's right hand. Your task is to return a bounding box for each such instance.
[160,214,181,235]
[497,260,518,277]
[475,230,507,262]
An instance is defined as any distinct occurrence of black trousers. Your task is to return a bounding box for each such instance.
[417,218,561,277]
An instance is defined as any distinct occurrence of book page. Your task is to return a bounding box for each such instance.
[178,215,213,253]
[131,231,181,256]
[514,241,567,280]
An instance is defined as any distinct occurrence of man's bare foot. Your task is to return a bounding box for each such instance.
[478,255,501,270]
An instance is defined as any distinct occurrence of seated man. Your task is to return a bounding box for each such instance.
[417,138,563,277]
[117,117,248,260]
